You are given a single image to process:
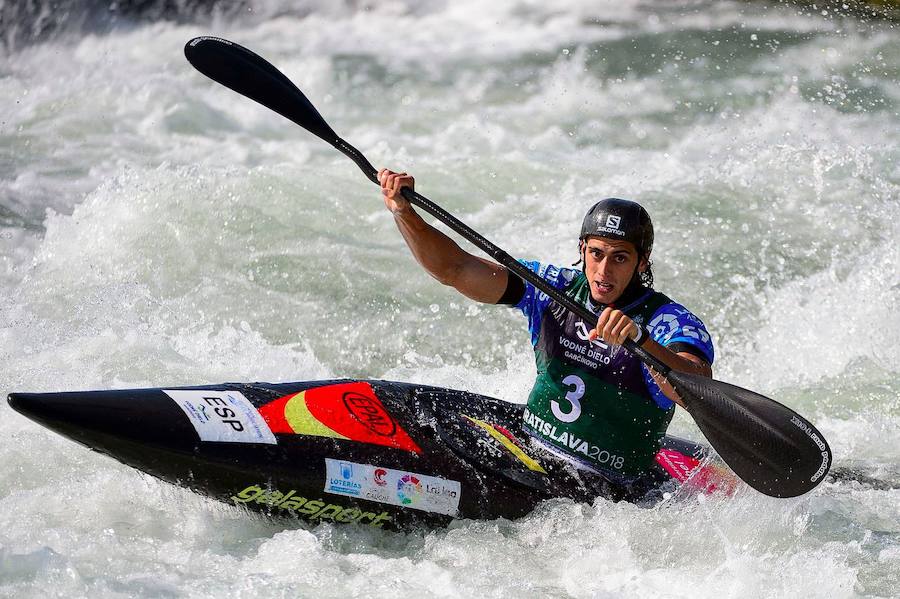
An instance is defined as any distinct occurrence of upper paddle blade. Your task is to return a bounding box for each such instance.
[670,370,831,498]
[184,36,338,144]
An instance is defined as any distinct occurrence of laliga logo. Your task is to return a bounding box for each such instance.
[397,474,422,505]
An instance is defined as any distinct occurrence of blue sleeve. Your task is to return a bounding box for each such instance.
[641,302,715,410]
[512,260,579,346]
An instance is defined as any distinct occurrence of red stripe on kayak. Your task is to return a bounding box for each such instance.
[655,448,737,496]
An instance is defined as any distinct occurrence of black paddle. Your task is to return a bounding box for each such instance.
[184,36,832,498]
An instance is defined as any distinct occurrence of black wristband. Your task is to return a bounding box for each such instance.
[632,326,648,346]
[496,272,525,306]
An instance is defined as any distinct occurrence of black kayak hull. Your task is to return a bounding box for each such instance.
[7,379,730,530]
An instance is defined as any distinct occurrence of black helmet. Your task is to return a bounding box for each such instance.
[579,198,654,257]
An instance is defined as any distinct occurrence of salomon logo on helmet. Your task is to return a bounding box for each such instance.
[580,198,654,257]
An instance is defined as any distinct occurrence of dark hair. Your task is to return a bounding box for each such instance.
[639,259,654,288]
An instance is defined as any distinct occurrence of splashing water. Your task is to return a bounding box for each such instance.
[1,1,898,596]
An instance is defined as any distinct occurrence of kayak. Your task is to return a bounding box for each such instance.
[7,379,736,530]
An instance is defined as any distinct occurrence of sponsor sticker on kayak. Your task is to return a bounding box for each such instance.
[164,389,277,445]
[231,484,391,527]
[258,382,421,453]
[324,458,461,516]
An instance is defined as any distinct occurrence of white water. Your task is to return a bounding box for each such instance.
[2,1,899,596]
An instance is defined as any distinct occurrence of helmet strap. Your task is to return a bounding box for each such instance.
[573,240,585,269]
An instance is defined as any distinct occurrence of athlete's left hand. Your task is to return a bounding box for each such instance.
[588,307,639,346]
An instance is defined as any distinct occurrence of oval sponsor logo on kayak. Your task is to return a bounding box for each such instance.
[343,391,397,437]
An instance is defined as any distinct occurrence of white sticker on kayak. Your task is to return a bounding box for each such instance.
[324,458,461,516]
[164,389,277,445]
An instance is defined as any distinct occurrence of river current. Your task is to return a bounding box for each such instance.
[1,1,898,597]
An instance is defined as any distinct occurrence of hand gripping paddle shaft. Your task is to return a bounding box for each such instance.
[184,36,832,498]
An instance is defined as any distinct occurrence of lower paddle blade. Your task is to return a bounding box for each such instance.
[184,36,338,144]
[670,370,831,498]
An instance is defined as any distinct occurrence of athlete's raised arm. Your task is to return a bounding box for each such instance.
[380,169,509,304]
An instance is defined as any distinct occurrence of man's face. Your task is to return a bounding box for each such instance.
[581,236,647,304]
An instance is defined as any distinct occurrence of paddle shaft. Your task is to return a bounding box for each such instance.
[331,137,670,374]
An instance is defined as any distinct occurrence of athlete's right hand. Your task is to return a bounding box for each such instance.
[379,169,415,215]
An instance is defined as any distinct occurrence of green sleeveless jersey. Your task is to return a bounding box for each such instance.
[513,261,714,478]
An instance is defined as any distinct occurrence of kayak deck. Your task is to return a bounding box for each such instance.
[7,379,736,530]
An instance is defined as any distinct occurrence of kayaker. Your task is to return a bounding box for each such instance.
[379,169,714,499]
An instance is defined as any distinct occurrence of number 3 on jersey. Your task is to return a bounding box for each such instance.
[551,374,584,423]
